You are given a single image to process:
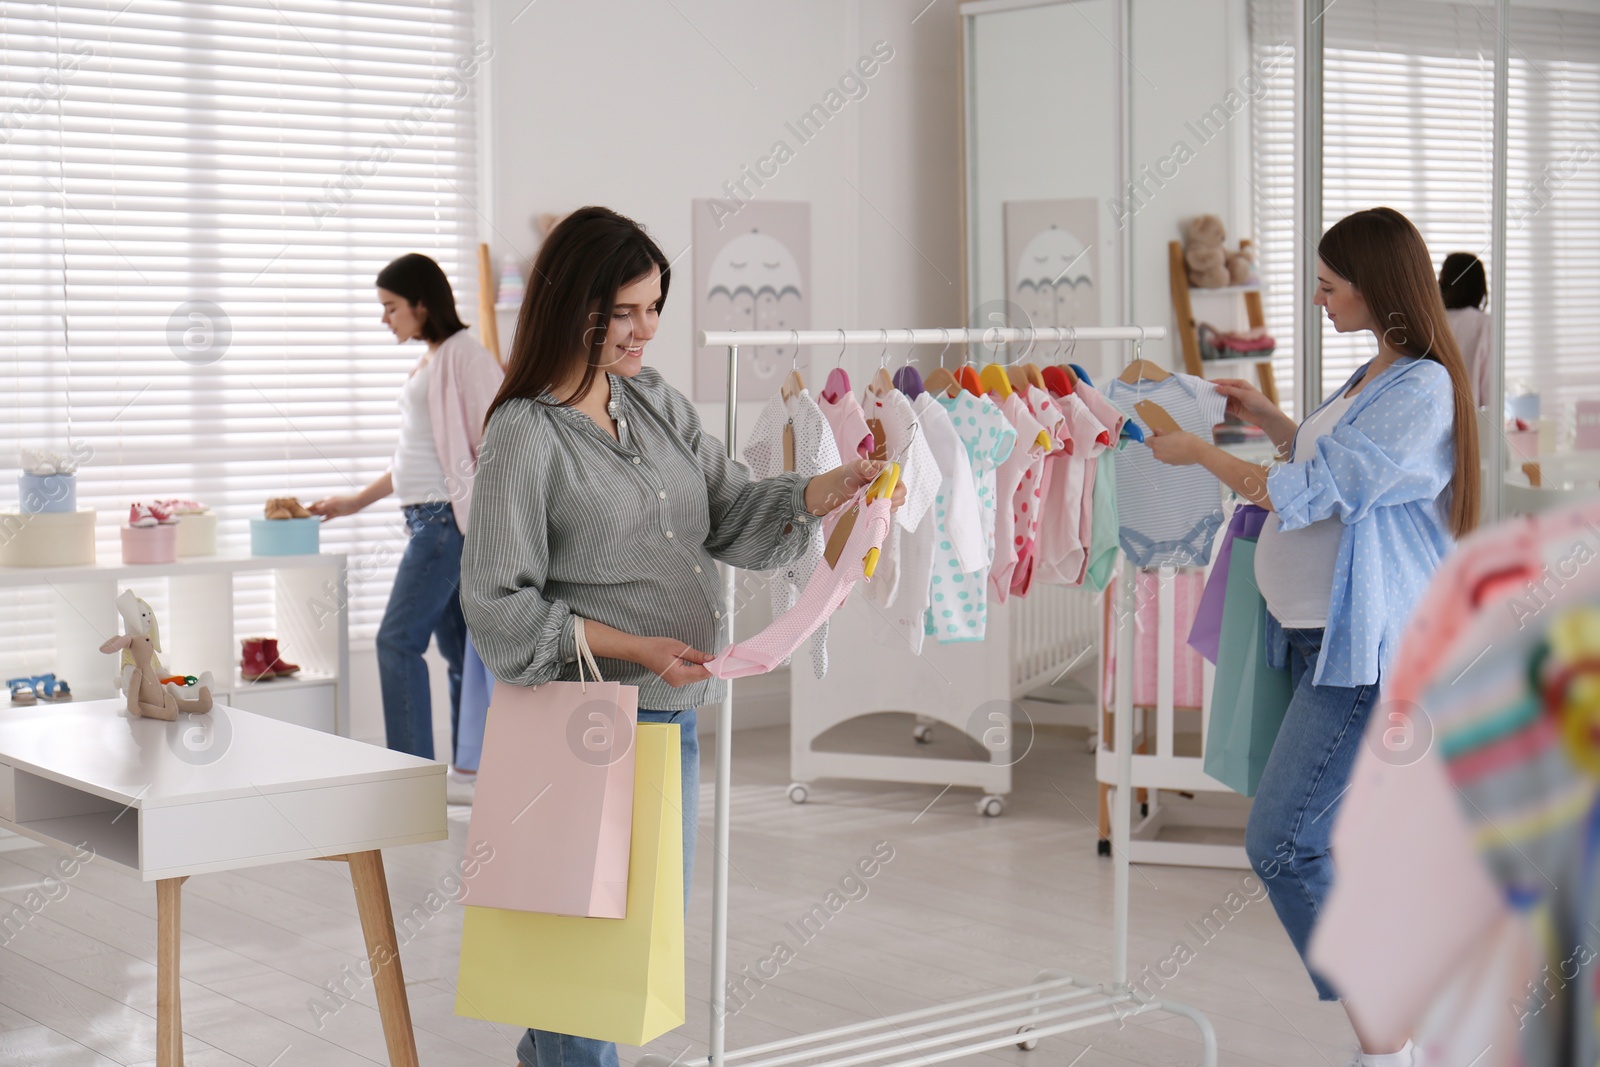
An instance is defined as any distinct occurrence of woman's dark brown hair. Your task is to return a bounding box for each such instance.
[1318,207,1480,538]
[376,253,468,344]
[487,206,670,423]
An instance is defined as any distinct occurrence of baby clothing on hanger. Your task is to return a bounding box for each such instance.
[1033,388,1114,588]
[1103,374,1227,568]
[1071,382,1127,586]
[743,388,844,678]
[818,390,873,462]
[705,490,894,679]
[1009,386,1069,598]
[925,389,1016,643]
[989,392,1048,601]
[860,387,939,611]
[897,393,984,654]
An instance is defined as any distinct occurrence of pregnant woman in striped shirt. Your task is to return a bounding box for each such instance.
[460,206,902,1067]
[1146,207,1479,1067]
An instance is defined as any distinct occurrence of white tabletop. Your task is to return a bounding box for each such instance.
[0,698,436,808]
[0,699,446,878]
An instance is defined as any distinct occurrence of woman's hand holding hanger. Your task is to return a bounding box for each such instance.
[1212,378,1299,453]
[803,458,907,518]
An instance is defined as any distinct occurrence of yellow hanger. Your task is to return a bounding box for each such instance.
[861,463,901,580]
[979,363,1014,398]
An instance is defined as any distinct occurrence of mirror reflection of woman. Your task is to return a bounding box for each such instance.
[1148,207,1479,1067]
[310,254,503,790]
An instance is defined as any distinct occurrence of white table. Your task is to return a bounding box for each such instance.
[0,698,446,1065]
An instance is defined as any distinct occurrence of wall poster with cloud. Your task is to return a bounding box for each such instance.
[693,199,810,402]
[1003,199,1100,350]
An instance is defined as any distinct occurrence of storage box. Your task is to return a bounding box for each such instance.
[18,473,76,514]
[122,523,178,565]
[250,517,320,557]
[0,509,96,567]
[174,511,218,557]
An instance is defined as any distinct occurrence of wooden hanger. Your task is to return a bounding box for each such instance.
[1117,332,1170,385]
[1005,365,1031,394]
[867,332,896,397]
[1023,363,1047,390]
[922,332,961,398]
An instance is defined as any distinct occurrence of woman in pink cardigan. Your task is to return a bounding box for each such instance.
[310,254,503,783]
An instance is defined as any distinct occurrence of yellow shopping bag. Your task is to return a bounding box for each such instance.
[455,722,685,1045]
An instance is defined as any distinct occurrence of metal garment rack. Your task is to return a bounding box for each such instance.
[639,325,1215,1067]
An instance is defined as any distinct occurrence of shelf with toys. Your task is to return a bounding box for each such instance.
[0,551,349,737]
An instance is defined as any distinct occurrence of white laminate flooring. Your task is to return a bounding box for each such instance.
[0,717,1361,1066]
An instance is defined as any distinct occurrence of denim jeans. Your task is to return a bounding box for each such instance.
[376,502,466,761]
[1244,627,1380,1002]
[516,709,700,1067]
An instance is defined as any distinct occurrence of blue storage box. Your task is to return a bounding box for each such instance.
[250,516,321,556]
[18,473,75,513]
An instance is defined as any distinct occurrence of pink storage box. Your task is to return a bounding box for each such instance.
[121,523,178,565]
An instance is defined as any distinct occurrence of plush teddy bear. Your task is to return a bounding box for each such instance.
[1227,238,1258,287]
[1184,214,1231,289]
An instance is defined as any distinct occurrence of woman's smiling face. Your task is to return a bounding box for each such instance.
[595,266,661,377]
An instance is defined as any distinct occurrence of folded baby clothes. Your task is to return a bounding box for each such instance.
[743,388,844,677]
[705,490,893,680]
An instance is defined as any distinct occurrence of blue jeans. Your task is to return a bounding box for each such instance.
[377,502,466,761]
[1245,627,1380,1001]
[516,709,700,1067]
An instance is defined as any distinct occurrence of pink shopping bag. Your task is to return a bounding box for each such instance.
[459,618,639,918]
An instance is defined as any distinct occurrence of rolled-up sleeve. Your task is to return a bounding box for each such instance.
[1267,371,1455,531]
[459,402,578,685]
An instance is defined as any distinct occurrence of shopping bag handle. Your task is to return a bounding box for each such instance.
[573,616,605,691]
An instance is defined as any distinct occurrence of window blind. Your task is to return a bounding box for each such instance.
[2,0,484,672]
[1250,0,1600,421]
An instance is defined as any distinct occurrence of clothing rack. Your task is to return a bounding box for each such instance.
[639,324,1214,1067]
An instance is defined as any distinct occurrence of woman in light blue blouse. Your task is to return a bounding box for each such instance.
[460,206,901,1067]
[1148,207,1479,1067]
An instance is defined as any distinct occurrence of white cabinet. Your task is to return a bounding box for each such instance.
[0,553,350,736]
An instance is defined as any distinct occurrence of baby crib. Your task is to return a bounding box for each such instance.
[788,580,1101,815]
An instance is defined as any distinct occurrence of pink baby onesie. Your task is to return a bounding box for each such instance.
[817,391,873,464]
[705,493,893,679]
[1009,386,1069,598]
[1034,390,1113,587]
[989,392,1047,602]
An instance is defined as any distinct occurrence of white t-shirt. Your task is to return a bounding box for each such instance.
[393,359,450,505]
[1446,306,1491,410]
[1254,391,1359,629]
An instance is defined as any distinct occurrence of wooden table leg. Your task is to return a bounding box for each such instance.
[157,876,186,1067]
[346,850,420,1067]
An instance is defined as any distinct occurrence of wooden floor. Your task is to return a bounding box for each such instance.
[0,716,1361,1066]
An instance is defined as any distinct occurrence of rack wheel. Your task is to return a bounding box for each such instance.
[912,723,934,744]
[977,795,1006,817]
[1016,1025,1038,1051]
[787,783,809,805]
[1097,838,1111,857]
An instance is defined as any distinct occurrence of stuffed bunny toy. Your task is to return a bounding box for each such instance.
[99,590,213,721]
